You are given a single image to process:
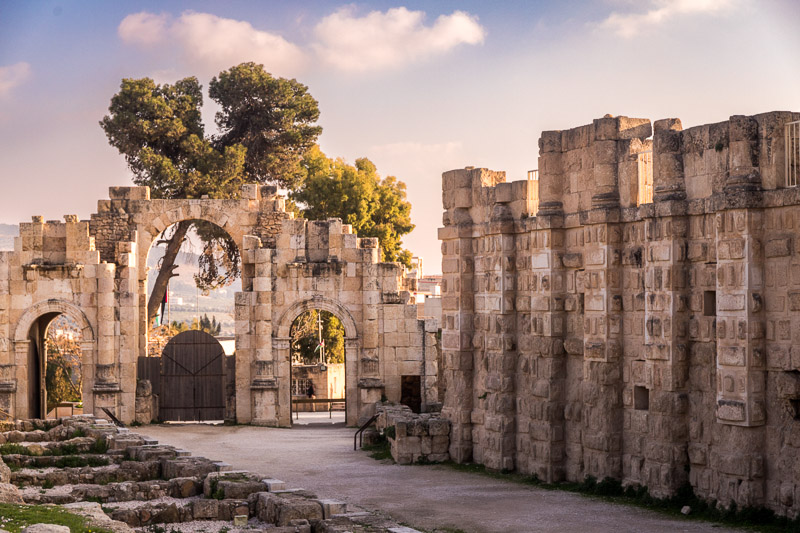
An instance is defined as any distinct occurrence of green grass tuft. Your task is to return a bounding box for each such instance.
[0,503,114,533]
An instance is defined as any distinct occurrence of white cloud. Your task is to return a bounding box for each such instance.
[0,62,31,97]
[599,0,737,38]
[118,11,306,77]
[118,11,169,46]
[313,7,486,72]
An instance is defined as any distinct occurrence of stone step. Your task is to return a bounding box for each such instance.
[107,496,251,527]
[11,459,163,487]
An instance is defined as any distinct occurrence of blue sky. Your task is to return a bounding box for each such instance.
[1,1,798,272]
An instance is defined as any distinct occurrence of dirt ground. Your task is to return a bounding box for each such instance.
[141,419,737,533]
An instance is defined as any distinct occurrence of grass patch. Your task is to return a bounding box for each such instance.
[90,437,109,454]
[442,463,800,533]
[0,444,32,456]
[52,455,109,468]
[0,503,114,533]
[362,439,393,461]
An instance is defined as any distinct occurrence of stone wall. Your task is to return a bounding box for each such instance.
[0,183,440,427]
[440,111,800,517]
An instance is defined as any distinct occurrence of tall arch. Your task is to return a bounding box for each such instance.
[136,203,247,277]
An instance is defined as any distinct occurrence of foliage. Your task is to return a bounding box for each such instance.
[44,315,82,413]
[291,146,415,266]
[0,503,114,533]
[101,62,321,324]
[168,313,222,336]
[290,309,344,364]
[209,62,322,189]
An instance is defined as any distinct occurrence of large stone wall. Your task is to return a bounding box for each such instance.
[0,184,439,427]
[440,111,800,517]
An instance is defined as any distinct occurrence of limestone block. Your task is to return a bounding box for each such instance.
[316,499,347,518]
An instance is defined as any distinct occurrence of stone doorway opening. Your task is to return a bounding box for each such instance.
[289,309,346,426]
[145,219,240,354]
[27,313,84,419]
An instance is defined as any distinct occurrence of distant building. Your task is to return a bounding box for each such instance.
[291,363,345,412]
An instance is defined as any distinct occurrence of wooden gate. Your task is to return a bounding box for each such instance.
[140,330,226,421]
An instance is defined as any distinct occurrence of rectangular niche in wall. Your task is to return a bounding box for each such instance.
[634,386,650,411]
[703,291,716,317]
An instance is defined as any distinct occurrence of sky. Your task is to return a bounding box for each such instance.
[0,0,798,274]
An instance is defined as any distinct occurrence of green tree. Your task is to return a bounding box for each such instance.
[290,310,344,365]
[291,146,415,266]
[100,63,322,325]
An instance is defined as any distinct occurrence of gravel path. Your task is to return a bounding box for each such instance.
[141,422,738,533]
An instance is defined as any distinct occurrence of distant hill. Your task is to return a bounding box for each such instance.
[0,224,17,251]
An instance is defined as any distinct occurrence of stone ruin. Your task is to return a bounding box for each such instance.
[439,111,800,518]
[0,184,440,426]
[0,415,424,532]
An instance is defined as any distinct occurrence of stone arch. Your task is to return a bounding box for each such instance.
[136,202,248,276]
[276,297,359,340]
[13,299,94,343]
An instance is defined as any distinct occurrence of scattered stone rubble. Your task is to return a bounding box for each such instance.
[1,416,424,532]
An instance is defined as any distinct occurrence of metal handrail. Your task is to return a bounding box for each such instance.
[353,413,380,451]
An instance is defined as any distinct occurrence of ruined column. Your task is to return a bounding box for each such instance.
[251,245,280,426]
[537,131,564,216]
[479,183,518,472]
[93,261,120,416]
[440,169,477,463]
[713,208,767,506]
[523,218,567,481]
[653,119,686,202]
[642,212,691,496]
[725,115,762,192]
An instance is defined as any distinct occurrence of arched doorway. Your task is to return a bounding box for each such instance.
[275,297,360,427]
[289,309,346,425]
[14,300,94,420]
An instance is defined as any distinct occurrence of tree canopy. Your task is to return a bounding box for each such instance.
[290,309,344,365]
[101,63,322,325]
[291,146,415,266]
[101,62,415,329]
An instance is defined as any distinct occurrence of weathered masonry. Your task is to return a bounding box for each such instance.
[440,111,800,517]
[0,185,439,426]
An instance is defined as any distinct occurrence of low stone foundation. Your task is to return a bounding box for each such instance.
[376,404,451,464]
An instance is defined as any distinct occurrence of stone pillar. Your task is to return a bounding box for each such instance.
[524,218,567,482]
[713,208,767,508]
[592,116,622,209]
[235,289,254,424]
[581,212,624,480]
[537,131,564,216]
[251,247,280,426]
[642,210,691,497]
[359,261,380,425]
[653,119,686,202]
[93,261,120,417]
[439,222,475,463]
[0,251,12,414]
[725,115,762,192]
[480,194,518,472]
[116,240,139,423]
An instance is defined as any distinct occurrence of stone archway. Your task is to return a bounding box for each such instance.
[12,300,95,419]
[275,297,360,426]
